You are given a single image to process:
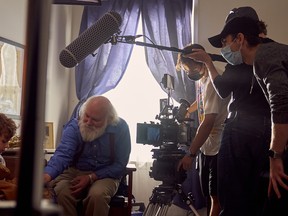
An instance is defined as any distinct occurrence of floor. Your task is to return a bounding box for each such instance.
[195,207,208,216]
[133,203,207,216]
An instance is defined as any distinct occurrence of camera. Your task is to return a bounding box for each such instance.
[136,98,194,147]
[136,74,196,187]
[136,98,196,185]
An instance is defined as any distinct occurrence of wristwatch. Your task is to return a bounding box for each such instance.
[268,149,283,159]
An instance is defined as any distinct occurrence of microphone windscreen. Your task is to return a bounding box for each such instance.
[59,11,122,68]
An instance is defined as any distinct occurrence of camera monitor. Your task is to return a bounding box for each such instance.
[136,123,162,146]
[136,122,181,146]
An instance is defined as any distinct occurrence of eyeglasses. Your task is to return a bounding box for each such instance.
[221,34,237,46]
[221,38,228,46]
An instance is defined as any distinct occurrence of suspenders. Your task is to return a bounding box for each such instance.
[72,133,115,166]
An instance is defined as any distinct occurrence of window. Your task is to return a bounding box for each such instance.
[103,43,169,162]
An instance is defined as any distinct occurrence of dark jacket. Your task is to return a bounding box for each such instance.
[254,40,288,124]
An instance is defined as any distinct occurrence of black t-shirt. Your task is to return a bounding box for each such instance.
[213,63,270,117]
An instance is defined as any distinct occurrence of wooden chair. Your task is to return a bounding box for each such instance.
[108,163,136,216]
[76,163,137,216]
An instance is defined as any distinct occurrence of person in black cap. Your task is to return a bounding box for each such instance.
[183,7,274,216]
[208,6,267,47]
[209,15,288,216]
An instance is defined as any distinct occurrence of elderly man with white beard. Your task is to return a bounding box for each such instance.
[44,95,131,216]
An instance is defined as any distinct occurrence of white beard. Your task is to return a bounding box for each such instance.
[79,120,107,142]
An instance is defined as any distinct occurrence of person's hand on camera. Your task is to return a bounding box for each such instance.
[177,155,194,171]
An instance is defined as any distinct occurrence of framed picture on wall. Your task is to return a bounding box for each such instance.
[0,37,25,120]
[44,122,54,149]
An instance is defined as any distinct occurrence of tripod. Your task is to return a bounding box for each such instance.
[142,185,175,216]
[176,184,201,216]
[143,184,200,216]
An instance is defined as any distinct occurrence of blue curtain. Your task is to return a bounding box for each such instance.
[71,0,196,122]
[71,0,141,118]
[142,0,194,103]
[141,0,197,126]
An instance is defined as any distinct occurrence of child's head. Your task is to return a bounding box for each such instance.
[0,113,17,153]
[176,43,206,81]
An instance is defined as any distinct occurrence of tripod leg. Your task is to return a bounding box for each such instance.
[143,203,160,216]
[142,203,150,216]
[161,204,170,216]
[154,204,162,216]
[188,204,201,216]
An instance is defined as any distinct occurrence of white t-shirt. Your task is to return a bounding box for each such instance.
[197,71,229,156]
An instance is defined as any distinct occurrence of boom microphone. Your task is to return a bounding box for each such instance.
[208,53,227,63]
[59,11,122,68]
[182,49,226,63]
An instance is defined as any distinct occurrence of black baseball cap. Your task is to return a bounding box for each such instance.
[225,6,259,23]
[209,6,259,48]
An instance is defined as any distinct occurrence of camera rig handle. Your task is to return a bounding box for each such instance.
[176,184,201,216]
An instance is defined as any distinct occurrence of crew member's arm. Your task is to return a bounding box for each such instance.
[186,101,197,118]
[260,61,288,198]
[178,113,216,171]
[184,49,220,81]
[184,49,233,99]
[270,124,288,154]
[189,114,217,156]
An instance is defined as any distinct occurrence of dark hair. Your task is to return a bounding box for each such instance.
[242,19,267,47]
[244,34,263,47]
[0,113,17,141]
[258,20,268,35]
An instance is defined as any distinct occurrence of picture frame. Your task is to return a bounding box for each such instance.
[44,122,54,149]
[160,98,168,112]
[0,36,25,120]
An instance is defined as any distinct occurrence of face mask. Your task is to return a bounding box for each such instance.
[187,72,204,81]
[221,42,243,65]
[186,63,205,81]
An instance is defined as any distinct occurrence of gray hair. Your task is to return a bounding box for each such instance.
[79,95,119,125]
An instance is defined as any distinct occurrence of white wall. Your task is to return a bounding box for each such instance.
[0,1,27,45]
[46,4,83,148]
[196,0,288,56]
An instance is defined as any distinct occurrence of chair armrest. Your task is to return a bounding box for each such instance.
[125,163,136,216]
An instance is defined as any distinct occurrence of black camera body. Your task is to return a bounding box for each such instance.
[136,120,193,147]
[136,98,196,186]
[136,98,194,147]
